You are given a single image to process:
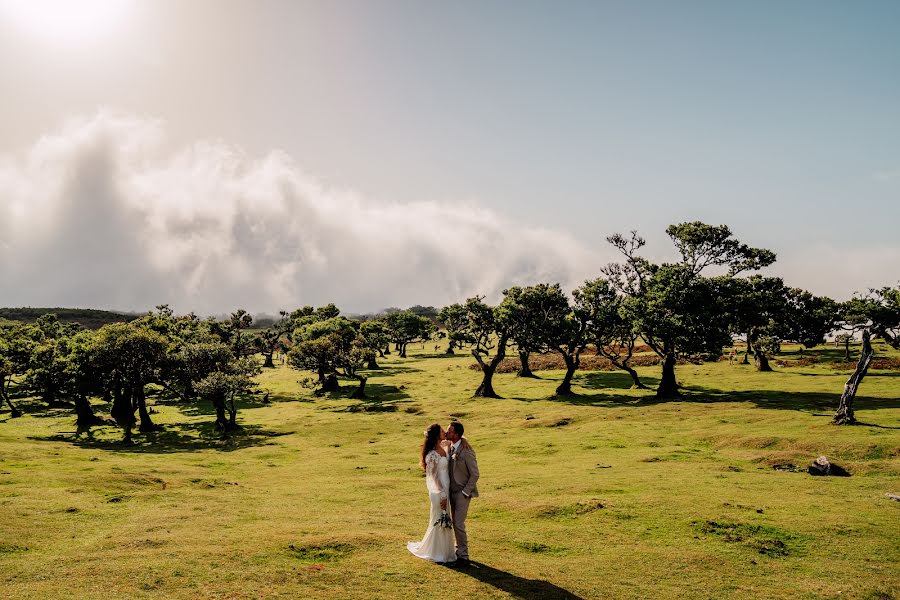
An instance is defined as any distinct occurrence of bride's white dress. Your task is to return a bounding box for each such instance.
[407,450,456,562]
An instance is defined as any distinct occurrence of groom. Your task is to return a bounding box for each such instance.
[446,421,479,567]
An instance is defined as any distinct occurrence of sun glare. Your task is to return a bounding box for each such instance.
[0,0,133,44]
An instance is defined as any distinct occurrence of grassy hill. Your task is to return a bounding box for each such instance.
[0,307,140,330]
[0,343,898,599]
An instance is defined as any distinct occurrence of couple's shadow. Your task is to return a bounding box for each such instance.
[459,561,585,600]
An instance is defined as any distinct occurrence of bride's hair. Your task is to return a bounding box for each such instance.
[420,423,442,469]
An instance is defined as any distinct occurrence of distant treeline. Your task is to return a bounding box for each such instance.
[0,307,139,330]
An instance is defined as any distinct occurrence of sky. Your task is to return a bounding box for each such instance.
[0,0,898,315]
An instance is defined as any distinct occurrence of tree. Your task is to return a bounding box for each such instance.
[384,311,435,358]
[779,289,839,353]
[0,327,27,417]
[499,284,568,379]
[465,296,510,398]
[287,317,372,398]
[604,223,776,398]
[93,323,167,442]
[536,286,590,395]
[576,278,648,389]
[255,312,291,368]
[438,304,472,355]
[359,320,389,369]
[724,276,789,372]
[194,356,261,432]
[64,330,107,428]
[833,285,900,425]
[228,309,254,357]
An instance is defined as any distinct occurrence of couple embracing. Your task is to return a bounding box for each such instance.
[407,421,479,567]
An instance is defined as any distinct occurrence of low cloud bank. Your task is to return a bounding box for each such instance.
[0,112,603,314]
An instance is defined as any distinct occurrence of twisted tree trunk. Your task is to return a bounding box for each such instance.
[0,377,21,417]
[555,352,580,395]
[623,363,648,389]
[516,351,537,378]
[472,336,507,399]
[754,352,772,372]
[834,330,873,425]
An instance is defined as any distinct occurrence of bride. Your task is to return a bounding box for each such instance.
[407,423,456,563]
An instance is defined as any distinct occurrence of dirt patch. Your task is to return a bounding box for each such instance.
[536,500,605,519]
[288,541,355,562]
[693,520,799,557]
[514,541,569,555]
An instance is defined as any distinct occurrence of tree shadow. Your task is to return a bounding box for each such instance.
[579,371,661,391]
[327,383,415,413]
[520,372,900,415]
[458,562,585,600]
[2,396,76,419]
[29,420,290,454]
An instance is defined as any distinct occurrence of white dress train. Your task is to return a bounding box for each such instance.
[407,450,456,562]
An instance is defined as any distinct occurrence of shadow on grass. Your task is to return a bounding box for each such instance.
[29,420,290,453]
[530,371,900,415]
[326,382,415,413]
[459,562,585,600]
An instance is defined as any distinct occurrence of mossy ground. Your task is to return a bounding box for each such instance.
[1,342,898,599]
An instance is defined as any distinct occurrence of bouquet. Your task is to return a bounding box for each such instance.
[434,510,453,529]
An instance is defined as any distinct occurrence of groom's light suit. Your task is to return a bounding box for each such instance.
[449,438,479,560]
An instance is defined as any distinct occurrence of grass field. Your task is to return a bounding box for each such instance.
[1,343,898,599]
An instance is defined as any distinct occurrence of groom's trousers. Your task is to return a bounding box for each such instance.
[450,492,471,560]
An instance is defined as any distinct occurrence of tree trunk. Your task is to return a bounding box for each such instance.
[366,357,381,370]
[111,383,133,429]
[474,369,499,398]
[0,378,21,418]
[555,352,579,395]
[517,351,538,378]
[74,395,103,428]
[754,352,772,372]
[263,352,275,368]
[834,330,874,425]
[4,395,21,418]
[212,394,228,430]
[383,344,390,356]
[400,343,407,358]
[321,373,339,393]
[227,393,238,429]
[445,340,456,355]
[656,352,680,399]
[741,333,751,364]
[472,336,507,399]
[350,375,367,399]
[844,338,851,362]
[135,384,161,432]
[623,364,648,389]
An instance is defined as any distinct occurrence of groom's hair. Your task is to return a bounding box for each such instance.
[450,421,464,436]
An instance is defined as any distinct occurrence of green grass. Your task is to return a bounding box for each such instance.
[1,343,899,599]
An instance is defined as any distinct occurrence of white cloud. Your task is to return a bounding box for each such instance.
[0,112,606,314]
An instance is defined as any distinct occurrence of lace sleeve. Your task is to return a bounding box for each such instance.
[425,452,447,499]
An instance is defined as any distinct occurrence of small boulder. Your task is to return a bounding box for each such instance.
[807,456,850,477]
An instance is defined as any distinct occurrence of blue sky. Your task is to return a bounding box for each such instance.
[0,0,897,312]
